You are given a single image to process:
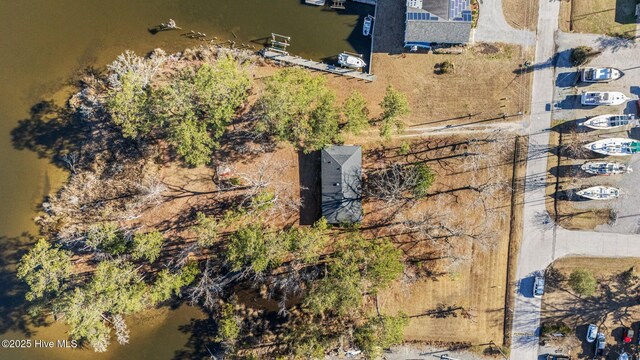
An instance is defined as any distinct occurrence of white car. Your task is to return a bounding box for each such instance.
[586,324,598,343]
[533,276,545,298]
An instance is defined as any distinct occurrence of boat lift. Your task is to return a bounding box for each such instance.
[267,33,291,55]
[331,0,346,9]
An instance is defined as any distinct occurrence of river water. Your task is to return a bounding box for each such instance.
[0,0,371,358]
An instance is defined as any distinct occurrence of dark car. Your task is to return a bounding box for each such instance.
[595,333,605,357]
[623,327,634,343]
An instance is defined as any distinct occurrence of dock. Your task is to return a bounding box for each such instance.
[261,49,376,82]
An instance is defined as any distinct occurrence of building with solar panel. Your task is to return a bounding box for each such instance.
[404,0,472,50]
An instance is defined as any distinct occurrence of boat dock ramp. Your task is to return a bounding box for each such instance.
[261,49,376,82]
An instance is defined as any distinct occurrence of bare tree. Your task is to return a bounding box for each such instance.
[106,50,167,89]
[112,314,130,345]
[462,130,514,172]
[366,163,431,204]
[188,260,224,310]
[238,156,300,221]
[563,128,591,159]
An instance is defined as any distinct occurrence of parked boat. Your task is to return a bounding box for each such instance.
[581,161,632,175]
[581,91,627,106]
[304,0,326,5]
[580,67,623,83]
[584,138,640,156]
[338,53,366,69]
[579,114,636,130]
[576,186,620,200]
[363,15,373,36]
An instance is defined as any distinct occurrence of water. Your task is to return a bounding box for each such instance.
[0,0,371,358]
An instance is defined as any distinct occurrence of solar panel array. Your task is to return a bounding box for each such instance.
[450,0,471,21]
[461,10,472,22]
[407,12,439,21]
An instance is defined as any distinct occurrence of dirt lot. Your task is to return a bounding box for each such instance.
[372,134,521,347]
[559,0,637,36]
[541,257,640,359]
[503,0,539,30]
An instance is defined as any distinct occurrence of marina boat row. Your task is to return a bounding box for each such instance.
[584,138,640,156]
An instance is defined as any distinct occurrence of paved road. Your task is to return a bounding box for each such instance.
[473,0,536,46]
[510,4,640,360]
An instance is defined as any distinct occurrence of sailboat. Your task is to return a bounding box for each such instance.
[576,186,620,200]
[581,161,632,175]
[579,114,636,130]
[584,138,640,156]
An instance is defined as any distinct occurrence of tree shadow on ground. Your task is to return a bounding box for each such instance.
[549,164,592,178]
[597,36,636,52]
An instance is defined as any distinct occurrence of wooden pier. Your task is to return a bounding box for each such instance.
[261,50,376,82]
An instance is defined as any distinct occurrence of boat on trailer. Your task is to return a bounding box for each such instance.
[581,91,627,106]
[363,15,373,36]
[584,138,640,156]
[580,67,623,83]
[338,53,366,69]
[576,186,620,200]
[579,114,636,130]
[581,161,632,175]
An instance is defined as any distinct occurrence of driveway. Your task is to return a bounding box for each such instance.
[473,0,536,46]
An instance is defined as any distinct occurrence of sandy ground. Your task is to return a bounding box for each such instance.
[540,257,640,359]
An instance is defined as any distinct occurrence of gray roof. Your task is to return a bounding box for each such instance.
[321,146,362,224]
[405,20,471,45]
[421,0,449,19]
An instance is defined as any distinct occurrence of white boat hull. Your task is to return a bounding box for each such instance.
[338,53,366,69]
[581,91,627,106]
[584,138,640,156]
[576,186,620,200]
[363,15,373,37]
[580,161,631,175]
[581,67,623,83]
[579,114,635,130]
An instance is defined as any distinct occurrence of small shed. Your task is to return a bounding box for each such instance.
[321,146,363,224]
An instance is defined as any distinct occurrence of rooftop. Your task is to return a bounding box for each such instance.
[321,146,362,224]
[404,0,472,46]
